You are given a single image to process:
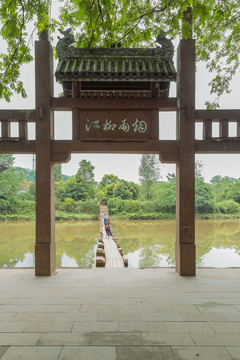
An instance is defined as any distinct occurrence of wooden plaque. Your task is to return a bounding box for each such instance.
[79,110,158,140]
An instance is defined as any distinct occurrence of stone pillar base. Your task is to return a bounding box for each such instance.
[175,243,196,276]
[35,243,56,276]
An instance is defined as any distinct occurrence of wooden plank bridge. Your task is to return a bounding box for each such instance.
[97,206,125,268]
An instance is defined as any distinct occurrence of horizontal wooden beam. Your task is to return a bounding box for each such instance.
[0,140,35,153]
[195,139,240,153]
[52,139,179,157]
[195,109,240,122]
[51,97,178,111]
[2,138,239,156]
[0,110,36,121]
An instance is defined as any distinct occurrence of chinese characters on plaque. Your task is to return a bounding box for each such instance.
[85,118,147,134]
[79,111,158,140]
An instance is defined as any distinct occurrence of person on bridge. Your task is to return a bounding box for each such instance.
[105,219,112,237]
[104,215,108,225]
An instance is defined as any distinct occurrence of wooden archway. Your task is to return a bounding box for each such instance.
[1,14,240,276]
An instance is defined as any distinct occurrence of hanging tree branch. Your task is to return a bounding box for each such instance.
[117,0,175,44]
[3,0,25,78]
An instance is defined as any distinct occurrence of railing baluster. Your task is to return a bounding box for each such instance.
[219,119,229,138]
[19,120,28,140]
[203,119,212,140]
[2,120,10,138]
[237,120,240,137]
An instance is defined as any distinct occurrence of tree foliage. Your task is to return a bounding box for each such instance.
[138,154,161,200]
[0,1,239,105]
[54,163,62,181]
[75,159,96,200]
[0,154,14,173]
[96,174,139,202]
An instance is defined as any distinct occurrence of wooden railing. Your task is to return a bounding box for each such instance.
[0,110,36,153]
[195,110,240,140]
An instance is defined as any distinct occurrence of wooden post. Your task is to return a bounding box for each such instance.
[72,82,80,140]
[175,8,196,276]
[35,31,56,276]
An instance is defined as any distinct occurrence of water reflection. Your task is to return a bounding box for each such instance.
[114,220,240,268]
[0,219,240,268]
[0,221,98,268]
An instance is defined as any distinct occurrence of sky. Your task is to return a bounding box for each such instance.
[1,22,240,184]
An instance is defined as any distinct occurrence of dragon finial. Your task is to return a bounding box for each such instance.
[56,28,75,58]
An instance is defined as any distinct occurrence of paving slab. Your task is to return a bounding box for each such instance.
[0,348,7,359]
[181,312,228,322]
[11,312,57,322]
[98,310,140,321]
[0,333,41,346]
[197,304,240,314]
[55,312,98,322]
[164,321,214,333]
[100,297,137,305]
[0,314,15,322]
[91,333,142,345]
[72,321,118,333]
[0,304,80,313]
[119,321,166,333]
[59,346,116,360]
[140,312,184,322]
[0,346,61,360]
[191,332,240,346]
[0,322,26,333]
[172,346,233,360]
[209,321,240,333]
[23,321,73,332]
[116,345,174,360]
[38,333,91,346]
[226,347,240,360]
[142,332,194,345]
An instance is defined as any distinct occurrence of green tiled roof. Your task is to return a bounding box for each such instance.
[55,48,176,82]
[55,30,176,83]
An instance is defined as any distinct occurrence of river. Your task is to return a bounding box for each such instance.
[0,219,240,268]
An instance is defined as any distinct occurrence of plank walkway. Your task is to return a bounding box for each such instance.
[100,206,124,268]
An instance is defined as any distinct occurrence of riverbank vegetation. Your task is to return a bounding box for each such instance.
[1,154,240,221]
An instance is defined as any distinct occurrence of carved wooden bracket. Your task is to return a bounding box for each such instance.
[51,152,71,163]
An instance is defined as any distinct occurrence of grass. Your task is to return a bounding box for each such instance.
[1,211,240,222]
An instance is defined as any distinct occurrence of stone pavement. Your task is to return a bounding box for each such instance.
[0,268,240,359]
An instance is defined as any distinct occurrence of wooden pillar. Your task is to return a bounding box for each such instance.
[72,82,80,140]
[175,12,196,276]
[35,32,56,276]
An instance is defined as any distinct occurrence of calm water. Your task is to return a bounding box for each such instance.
[0,220,240,268]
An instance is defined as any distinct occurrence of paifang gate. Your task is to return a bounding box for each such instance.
[1,8,240,276]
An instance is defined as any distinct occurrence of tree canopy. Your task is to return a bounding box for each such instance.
[139,154,161,200]
[0,0,240,106]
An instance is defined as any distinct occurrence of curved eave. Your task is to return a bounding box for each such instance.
[55,73,177,83]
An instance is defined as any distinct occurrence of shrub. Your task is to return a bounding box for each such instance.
[217,200,240,214]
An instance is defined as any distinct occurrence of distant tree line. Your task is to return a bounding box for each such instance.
[1,154,240,220]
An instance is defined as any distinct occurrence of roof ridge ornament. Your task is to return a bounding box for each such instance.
[56,29,174,61]
[155,31,174,61]
[56,28,75,59]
